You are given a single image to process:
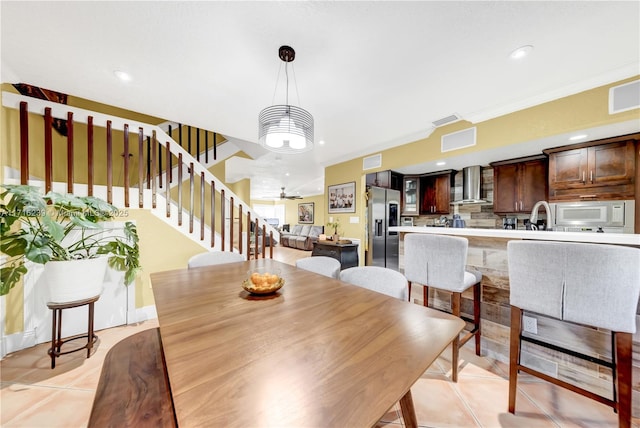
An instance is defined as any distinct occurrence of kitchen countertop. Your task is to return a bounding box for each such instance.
[389,226,640,246]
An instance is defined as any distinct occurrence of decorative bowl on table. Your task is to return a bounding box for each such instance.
[242,268,284,295]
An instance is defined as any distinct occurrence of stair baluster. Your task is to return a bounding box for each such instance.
[67,112,74,194]
[137,127,144,207]
[220,189,226,251]
[44,107,53,193]
[189,162,194,234]
[200,172,205,240]
[178,153,183,226]
[123,123,130,207]
[19,101,29,184]
[88,116,95,196]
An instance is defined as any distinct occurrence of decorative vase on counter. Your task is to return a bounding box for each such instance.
[333,234,340,242]
[452,214,466,228]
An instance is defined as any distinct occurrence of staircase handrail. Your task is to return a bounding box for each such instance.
[1,90,280,243]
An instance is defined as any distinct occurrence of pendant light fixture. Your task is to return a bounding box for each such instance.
[259,45,314,153]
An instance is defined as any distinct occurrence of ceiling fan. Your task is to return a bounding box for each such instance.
[275,187,302,200]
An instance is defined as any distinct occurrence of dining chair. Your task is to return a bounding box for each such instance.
[403,233,482,382]
[296,256,341,279]
[187,251,245,268]
[339,266,408,300]
[507,240,640,427]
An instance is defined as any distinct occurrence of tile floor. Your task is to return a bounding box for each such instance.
[1,246,637,427]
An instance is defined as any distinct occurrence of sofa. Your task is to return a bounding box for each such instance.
[280,225,324,251]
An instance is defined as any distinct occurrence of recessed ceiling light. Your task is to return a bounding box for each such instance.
[509,45,533,60]
[113,70,132,82]
[436,161,446,166]
[318,140,325,145]
[569,134,588,141]
[285,172,290,176]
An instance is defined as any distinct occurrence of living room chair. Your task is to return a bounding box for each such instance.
[187,251,245,268]
[507,241,640,427]
[340,266,407,300]
[403,233,482,382]
[296,256,341,279]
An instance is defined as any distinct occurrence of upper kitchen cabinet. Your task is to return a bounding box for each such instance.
[543,134,638,201]
[420,170,455,215]
[402,176,419,215]
[491,156,548,214]
[366,170,402,190]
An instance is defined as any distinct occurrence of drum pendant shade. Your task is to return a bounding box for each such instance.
[258,46,314,154]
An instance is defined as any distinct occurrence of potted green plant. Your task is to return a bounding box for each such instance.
[327,218,341,241]
[0,184,141,301]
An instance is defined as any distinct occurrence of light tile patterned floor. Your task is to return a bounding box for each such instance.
[1,246,637,427]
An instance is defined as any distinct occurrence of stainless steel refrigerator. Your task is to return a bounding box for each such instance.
[366,186,400,271]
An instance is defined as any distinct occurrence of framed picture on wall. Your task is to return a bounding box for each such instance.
[298,202,314,224]
[328,181,356,213]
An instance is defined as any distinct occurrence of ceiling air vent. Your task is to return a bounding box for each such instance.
[363,153,382,170]
[609,79,640,114]
[432,113,461,128]
[441,127,476,153]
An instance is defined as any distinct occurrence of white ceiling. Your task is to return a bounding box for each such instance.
[2,1,639,200]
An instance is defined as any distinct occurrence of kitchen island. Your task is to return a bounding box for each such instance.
[390,226,640,246]
[390,226,640,414]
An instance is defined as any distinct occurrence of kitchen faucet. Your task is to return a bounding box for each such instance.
[529,200,554,231]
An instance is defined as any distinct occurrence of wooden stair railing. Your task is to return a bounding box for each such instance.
[161,123,224,187]
[3,91,276,260]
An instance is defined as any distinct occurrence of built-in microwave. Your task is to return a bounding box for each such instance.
[551,200,635,234]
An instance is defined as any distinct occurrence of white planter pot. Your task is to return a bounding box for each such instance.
[43,257,108,304]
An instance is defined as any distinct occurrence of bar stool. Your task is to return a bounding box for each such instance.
[507,241,640,427]
[403,233,482,382]
[47,295,100,369]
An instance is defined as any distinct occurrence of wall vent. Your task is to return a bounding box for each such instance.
[609,79,640,114]
[363,153,382,170]
[432,113,461,127]
[441,127,476,153]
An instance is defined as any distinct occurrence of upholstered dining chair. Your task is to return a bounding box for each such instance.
[187,251,245,269]
[507,240,640,427]
[403,233,482,382]
[339,266,408,300]
[296,256,341,279]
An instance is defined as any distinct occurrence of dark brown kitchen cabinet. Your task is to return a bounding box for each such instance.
[420,171,454,214]
[366,170,402,190]
[401,176,419,215]
[491,156,548,214]
[543,135,637,201]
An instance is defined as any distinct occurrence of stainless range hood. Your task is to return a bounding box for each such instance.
[453,165,489,204]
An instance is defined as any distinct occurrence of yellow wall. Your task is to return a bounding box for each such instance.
[281,194,326,228]
[124,210,206,308]
[324,76,640,262]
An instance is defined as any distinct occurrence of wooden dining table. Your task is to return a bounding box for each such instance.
[150,259,464,427]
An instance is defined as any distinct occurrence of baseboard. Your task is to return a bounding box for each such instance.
[0,329,37,359]
[128,305,157,324]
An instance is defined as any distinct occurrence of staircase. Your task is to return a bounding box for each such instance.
[1,91,284,358]
[2,91,279,257]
